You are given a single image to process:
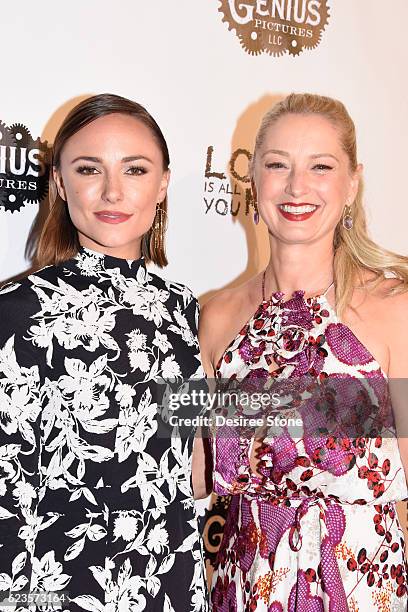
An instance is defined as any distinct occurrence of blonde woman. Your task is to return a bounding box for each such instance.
[198,94,408,610]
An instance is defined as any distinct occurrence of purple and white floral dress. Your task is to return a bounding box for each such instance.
[210,285,407,611]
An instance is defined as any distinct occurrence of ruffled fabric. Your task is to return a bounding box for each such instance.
[236,291,331,378]
[211,289,408,611]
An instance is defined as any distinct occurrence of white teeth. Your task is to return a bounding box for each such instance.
[279,204,317,214]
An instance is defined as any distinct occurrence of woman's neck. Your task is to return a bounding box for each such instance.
[78,236,142,261]
[265,237,335,297]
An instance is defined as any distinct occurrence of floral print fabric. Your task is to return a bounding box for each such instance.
[210,289,408,611]
[0,247,208,611]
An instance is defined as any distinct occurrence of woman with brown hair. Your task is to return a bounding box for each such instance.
[199,93,408,610]
[0,94,208,611]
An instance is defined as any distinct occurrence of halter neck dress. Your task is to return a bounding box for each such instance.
[210,279,407,611]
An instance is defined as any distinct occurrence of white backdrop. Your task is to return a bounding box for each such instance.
[1,0,408,541]
[1,0,407,296]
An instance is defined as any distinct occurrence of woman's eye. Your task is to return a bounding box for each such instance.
[76,166,98,175]
[126,166,147,176]
[312,164,333,171]
[265,162,287,169]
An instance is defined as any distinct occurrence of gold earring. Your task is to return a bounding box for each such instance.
[342,204,353,230]
[152,204,168,251]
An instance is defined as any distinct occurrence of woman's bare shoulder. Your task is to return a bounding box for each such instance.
[376,278,408,330]
[332,275,406,376]
[360,276,408,313]
[200,274,261,328]
[199,274,263,369]
[355,276,408,355]
[375,280,408,375]
[201,285,244,322]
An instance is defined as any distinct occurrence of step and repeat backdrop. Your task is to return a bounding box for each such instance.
[1,0,407,581]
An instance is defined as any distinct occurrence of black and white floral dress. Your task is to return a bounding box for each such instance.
[0,247,208,611]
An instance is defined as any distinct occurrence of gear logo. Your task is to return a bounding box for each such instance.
[0,121,51,213]
[218,0,330,57]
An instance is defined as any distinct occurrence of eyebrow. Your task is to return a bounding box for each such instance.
[70,155,154,164]
[262,149,339,162]
[262,149,289,158]
[310,153,340,162]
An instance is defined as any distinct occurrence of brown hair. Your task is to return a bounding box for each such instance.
[36,93,170,268]
[252,93,408,316]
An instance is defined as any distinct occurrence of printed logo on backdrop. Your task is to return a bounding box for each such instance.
[218,0,330,56]
[0,121,50,213]
[204,146,255,218]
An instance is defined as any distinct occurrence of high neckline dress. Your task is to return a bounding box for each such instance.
[0,247,208,611]
[210,286,408,611]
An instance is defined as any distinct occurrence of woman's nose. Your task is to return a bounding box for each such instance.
[102,173,124,203]
[285,168,309,198]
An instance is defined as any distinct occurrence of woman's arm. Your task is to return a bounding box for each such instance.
[192,288,248,499]
[192,300,215,500]
[192,435,213,500]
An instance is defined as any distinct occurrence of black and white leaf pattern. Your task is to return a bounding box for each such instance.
[0,247,208,611]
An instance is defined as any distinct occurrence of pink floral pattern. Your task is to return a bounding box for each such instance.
[210,290,407,611]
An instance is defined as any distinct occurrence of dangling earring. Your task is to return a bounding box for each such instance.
[342,204,353,230]
[152,203,168,251]
[253,198,259,225]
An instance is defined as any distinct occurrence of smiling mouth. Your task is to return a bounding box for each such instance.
[279,204,317,214]
[277,203,318,222]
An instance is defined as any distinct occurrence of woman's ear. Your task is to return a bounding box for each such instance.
[349,163,363,203]
[53,167,67,201]
[158,168,170,203]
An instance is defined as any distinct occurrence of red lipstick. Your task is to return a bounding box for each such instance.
[278,202,317,222]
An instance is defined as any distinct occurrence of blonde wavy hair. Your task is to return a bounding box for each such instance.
[252,93,408,316]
